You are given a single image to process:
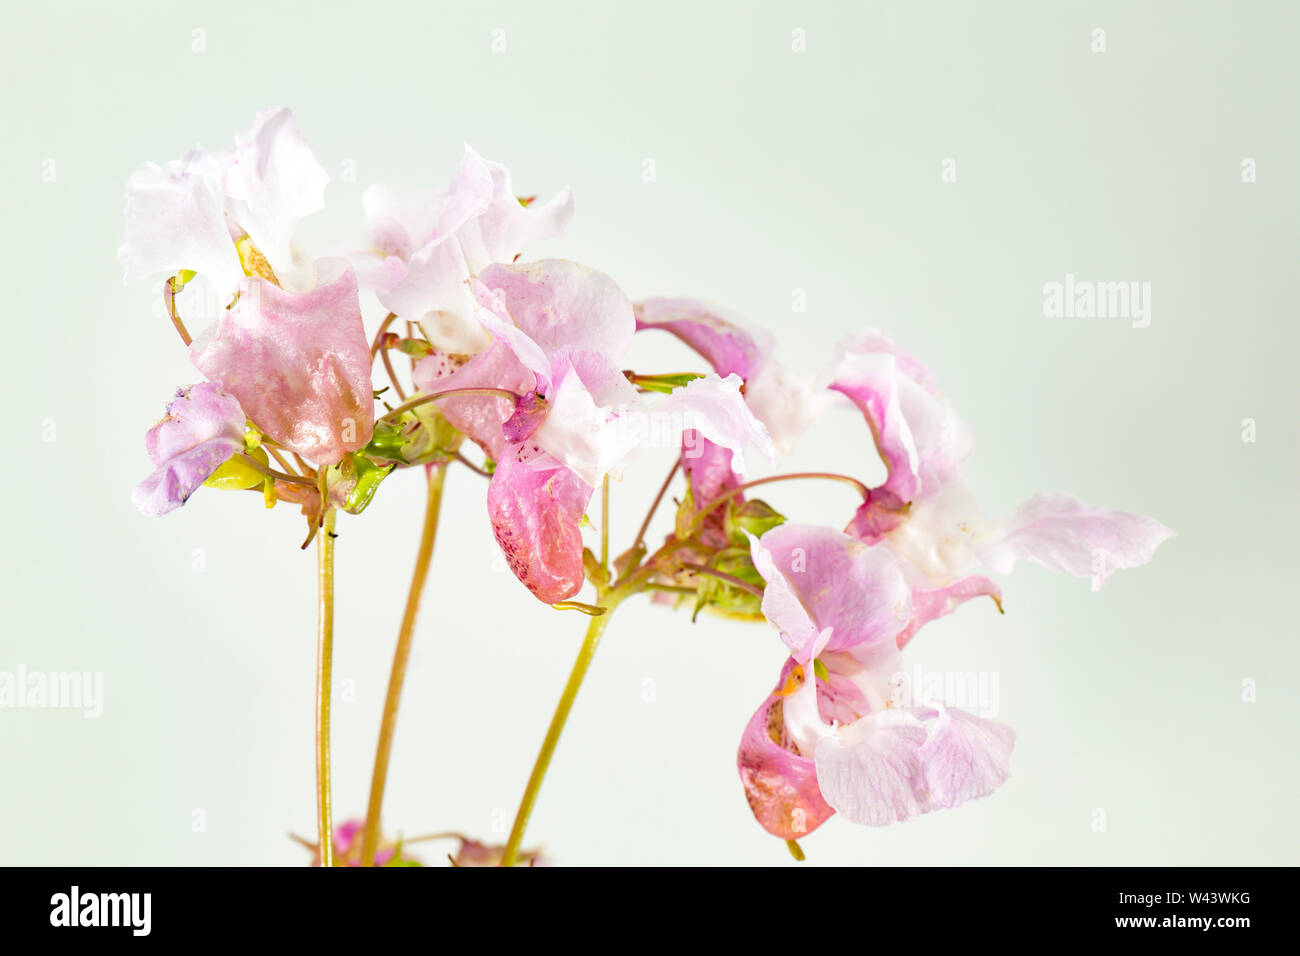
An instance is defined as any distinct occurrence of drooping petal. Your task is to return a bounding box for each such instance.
[918,707,1015,810]
[486,442,594,604]
[119,148,244,303]
[646,374,774,478]
[830,334,972,505]
[633,298,769,380]
[225,107,330,293]
[977,493,1174,589]
[746,524,913,658]
[813,709,931,826]
[132,382,246,516]
[895,575,1003,649]
[190,260,373,464]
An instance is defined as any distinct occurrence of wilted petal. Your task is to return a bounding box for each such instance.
[132,382,246,516]
[190,260,373,464]
[486,442,594,604]
[977,493,1174,589]
[737,675,836,840]
[747,524,912,658]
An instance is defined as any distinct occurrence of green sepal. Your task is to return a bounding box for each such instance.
[583,547,610,589]
[342,453,394,514]
[724,497,786,546]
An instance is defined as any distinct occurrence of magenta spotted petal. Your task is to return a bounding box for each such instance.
[486,442,594,604]
[189,260,373,465]
[132,382,246,516]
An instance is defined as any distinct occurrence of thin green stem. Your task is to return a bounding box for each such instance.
[315,507,338,867]
[600,475,610,569]
[691,472,871,531]
[500,593,625,866]
[359,465,447,866]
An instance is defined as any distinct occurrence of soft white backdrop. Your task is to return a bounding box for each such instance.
[1,1,1296,865]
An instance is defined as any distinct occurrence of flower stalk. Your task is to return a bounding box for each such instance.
[359,464,448,866]
[315,507,338,867]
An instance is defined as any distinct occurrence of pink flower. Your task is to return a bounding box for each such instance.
[132,382,247,516]
[409,264,773,604]
[122,109,375,467]
[738,524,1016,839]
[119,106,328,303]
[189,260,374,464]
[830,331,1173,592]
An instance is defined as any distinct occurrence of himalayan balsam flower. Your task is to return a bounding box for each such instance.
[124,108,375,514]
[132,382,247,516]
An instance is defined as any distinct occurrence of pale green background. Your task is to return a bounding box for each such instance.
[1,1,1295,866]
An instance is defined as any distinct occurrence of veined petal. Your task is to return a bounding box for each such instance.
[190,260,373,464]
[381,234,487,355]
[411,340,534,460]
[648,374,774,478]
[813,709,931,826]
[486,442,594,604]
[918,707,1015,810]
[977,493,1174,589]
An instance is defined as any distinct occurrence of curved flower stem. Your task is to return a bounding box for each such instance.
[631,460,680,554]
[164,275,193,346]
[381,387,521,422]
[691,472,871,531]
[500,598,620,867]
[359,464,448,866]
[315,507,338,868]
[679,561,764,599]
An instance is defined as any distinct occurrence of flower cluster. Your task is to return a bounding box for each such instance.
[123,108,1172,863]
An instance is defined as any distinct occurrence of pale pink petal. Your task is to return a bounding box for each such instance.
[978,493,1174,589]
[918,707,1015,809]
[646,374,774,478]
[119,148,244,303]
[380,235,486,354]
[486,442,594,604]
[477,259,634,361]
[411,340,535,460]
[895,575,1002,649]
[747,524,912,658]
[190,260,373,464]
[449,147,573,272]
[813,709,931,826]
[831,335,972,505]
[225,107,329,293]
[633,298,770,379]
